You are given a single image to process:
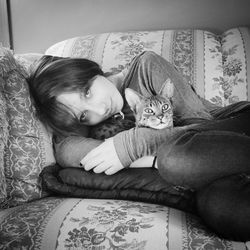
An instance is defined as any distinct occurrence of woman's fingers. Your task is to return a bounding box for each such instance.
[105,165,124,175]
[93,163,112,173]
[84,158,103,171]
[80,150,99,167]
[80,138,124,175]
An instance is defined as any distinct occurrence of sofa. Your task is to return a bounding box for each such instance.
[0,26,250,250]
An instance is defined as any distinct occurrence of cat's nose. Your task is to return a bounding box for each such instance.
[158,114,164,120]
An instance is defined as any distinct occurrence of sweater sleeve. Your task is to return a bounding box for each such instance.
[113,125,194,167]
[113,51,212,167]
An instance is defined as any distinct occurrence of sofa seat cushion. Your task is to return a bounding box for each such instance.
[0,197,246,250]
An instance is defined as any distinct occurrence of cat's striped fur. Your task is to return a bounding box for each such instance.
[125,78,174,129]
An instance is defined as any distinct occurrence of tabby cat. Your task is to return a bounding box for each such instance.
[125,78,174,129]
[90,79,174,139]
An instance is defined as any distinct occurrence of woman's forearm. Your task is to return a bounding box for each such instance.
[113,124,196,167]
[54,136,102,167]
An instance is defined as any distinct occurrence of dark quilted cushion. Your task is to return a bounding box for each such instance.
[40,164,196,213]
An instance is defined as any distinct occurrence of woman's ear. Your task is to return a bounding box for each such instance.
[159,78,174,98]
[124,88,143,114]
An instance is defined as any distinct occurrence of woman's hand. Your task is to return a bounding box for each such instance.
[80,137,124,175]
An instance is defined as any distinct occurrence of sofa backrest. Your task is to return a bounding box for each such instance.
[46,27,250,107]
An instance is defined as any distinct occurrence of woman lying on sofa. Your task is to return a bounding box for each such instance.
[28,51,250,241]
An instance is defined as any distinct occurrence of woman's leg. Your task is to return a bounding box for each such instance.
[197,174,250,241]
[157,108,250,241]
[157,108,250,189]
[211,100,250,119]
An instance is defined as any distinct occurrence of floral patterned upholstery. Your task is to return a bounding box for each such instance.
[220,28,250,105]
[46,27,250,106]
[0,197,246,250]
[0,27,250,249]
[0,76,8,204]
[0,48,56,208]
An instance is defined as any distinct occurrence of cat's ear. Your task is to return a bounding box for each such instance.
[125,88,143,113]
[159,78,174,98]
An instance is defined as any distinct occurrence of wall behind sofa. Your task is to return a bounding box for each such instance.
[9,0,250,53]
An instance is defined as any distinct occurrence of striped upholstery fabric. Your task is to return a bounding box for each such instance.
[0,197,247,250]
[46,27,250,106]
[0,82,8,204]
[0,48,55,208]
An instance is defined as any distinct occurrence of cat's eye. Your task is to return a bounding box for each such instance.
[79,112,87,123]
[144,108,154,114]
[162,104,170,112]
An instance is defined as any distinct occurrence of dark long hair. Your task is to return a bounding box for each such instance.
[27,55,104,136]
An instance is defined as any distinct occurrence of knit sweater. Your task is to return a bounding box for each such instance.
[54,51,213,168]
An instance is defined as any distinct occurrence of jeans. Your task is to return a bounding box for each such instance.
[197,173,250,242]
[157,102,250,241]
[125,51,250,240]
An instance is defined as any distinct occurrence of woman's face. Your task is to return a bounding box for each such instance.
[56,75,124,126]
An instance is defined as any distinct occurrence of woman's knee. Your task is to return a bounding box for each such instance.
[157,129,250,189]
[197,174,250,241]
[157,130,199,187]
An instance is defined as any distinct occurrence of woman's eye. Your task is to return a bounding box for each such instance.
[85,89,91,98]
[144,108,154,114]
[79,112,87,123]
[162,104,170,112]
